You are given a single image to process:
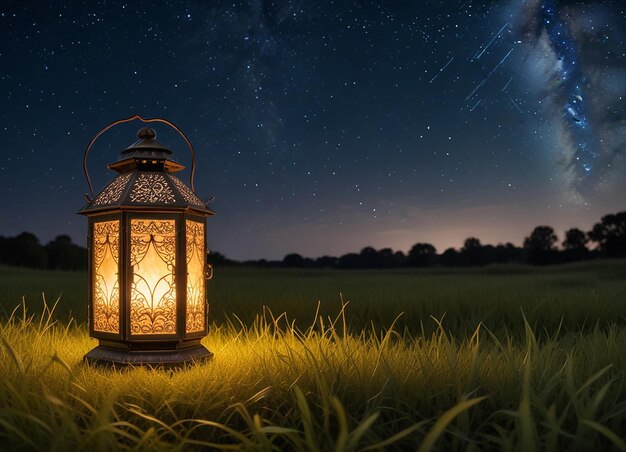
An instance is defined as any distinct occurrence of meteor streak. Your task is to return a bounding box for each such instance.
[474,22,509,60]
[429,57,454,84]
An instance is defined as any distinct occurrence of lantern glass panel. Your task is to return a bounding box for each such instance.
[186,220,205,333]
[130,219,177,335]
[93,220,120,334]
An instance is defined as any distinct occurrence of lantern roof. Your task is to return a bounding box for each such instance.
[108,127,185,174]
[80,127,213,215]
[79,171,215,215]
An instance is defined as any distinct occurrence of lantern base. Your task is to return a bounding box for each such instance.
[84,344,213,369]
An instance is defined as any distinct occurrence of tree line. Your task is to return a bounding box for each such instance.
[0,233,87,270]
[211,210,626,269]
[0,211,624,271]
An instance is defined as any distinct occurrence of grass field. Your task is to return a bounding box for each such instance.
[1,261,626,450]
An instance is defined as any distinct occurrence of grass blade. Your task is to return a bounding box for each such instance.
[580,420,626,451]
[417,397,487,452]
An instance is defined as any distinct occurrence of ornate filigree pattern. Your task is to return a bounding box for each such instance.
[130,219,177,335]
[93,220,120,333]
[92,173,131,206]
[169,175,205,207]
[186,220,205,333]
[130,174,175,204]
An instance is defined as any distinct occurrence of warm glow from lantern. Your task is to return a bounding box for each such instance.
[186,220,205,333]
[93,220,120,333]
[130,219,177,335]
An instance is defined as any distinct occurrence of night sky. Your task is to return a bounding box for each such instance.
[1,1,624,260]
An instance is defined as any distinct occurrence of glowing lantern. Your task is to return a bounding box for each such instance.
[80,116,215,367]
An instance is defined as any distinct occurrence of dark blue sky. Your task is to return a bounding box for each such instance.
[1,0,624,260]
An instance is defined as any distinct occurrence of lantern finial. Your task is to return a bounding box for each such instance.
[137,127,156,140]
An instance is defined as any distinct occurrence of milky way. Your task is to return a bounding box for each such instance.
[515,0,625,200]
[542,0,597,185]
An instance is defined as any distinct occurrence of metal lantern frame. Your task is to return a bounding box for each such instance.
[80,115,215,367]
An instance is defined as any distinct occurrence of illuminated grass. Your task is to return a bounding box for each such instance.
[1,295,626,450]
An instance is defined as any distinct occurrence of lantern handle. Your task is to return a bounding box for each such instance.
[83,115,197,199]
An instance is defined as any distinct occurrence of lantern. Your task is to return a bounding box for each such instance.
[79,116,215,367]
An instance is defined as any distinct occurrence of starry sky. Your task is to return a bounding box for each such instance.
[1,0,624,260]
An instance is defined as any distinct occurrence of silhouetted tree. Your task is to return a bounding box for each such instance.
[482,244,496,264]
[376,248,394,268]
[392,251,407,267]
[588,211,626,258]
[562,228,590,262]
[461,237,487,266]
[338,252,361,269]
[441,247,460,266]
[407,243,437,267]
[207,251,238,267]
[359,246,381,268]
[0,236,9,264]
[7,232,48,268]
[316,255,339,268]
[45,235,87,270]
[243,258,278,268]
[524,226,558,265]
[563,228,588,250]
[525,226,558,250]
[283,253,305,268]
[493,243,523,264]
